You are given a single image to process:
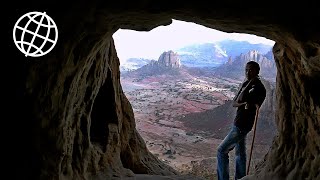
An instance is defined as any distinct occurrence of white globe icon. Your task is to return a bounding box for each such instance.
[13,11,58,57]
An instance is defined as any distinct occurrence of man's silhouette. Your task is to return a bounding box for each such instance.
[217,61,266,180]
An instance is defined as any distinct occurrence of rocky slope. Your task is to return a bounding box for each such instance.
[179,78,277,145]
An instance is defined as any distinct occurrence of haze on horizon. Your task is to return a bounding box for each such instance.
[113,19,275,63]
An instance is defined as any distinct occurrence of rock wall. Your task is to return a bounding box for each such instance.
[245,42,320,180]
[6,2,320,180]
[239,50,274,69]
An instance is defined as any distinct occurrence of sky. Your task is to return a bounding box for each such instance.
[112,19,275,63]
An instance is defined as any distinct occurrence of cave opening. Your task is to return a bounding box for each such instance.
[113,19,278,178]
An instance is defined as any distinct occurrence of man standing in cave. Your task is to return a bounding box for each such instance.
[216,61,266,180]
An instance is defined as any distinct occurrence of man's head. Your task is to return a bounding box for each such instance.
[245,61,260,80]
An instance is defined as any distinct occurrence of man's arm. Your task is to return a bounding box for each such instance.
[232,80,252,108]
[233,101,247,107]
[257,85,266,108]
[247,81,266,108]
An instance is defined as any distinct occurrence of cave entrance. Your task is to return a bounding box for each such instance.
[113,19,278,179]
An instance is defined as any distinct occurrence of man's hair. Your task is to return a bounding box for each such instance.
[247,61,260,73]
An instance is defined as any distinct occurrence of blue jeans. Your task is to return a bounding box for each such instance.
[217,125,248,180]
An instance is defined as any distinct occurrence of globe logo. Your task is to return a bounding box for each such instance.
[13,11,58,57]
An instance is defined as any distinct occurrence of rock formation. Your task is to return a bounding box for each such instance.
[158,50,181,68]
[238,50,274,69]
[6,2,320,180]
[122,50,182,79]
[215,50,277,81]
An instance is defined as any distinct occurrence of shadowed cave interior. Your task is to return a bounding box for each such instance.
[6,2,320,180]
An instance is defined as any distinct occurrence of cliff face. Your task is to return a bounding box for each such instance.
[158,50,181,68]
[238,50,275,69]
[6,2,320,180]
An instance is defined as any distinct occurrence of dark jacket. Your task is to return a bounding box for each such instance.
[233,77,266,132]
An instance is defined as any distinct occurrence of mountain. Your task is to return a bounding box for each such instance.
[216,40,273,59]
[119,40,274,70]
[120,58,153,72]
[122,50,182,79]
[214,50,276,82]
[157,50,181,68]
[176,43,228,67]
[175,40,273,68]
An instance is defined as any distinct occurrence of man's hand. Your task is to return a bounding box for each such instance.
[233,101,247,107]
[255,104,260,109]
